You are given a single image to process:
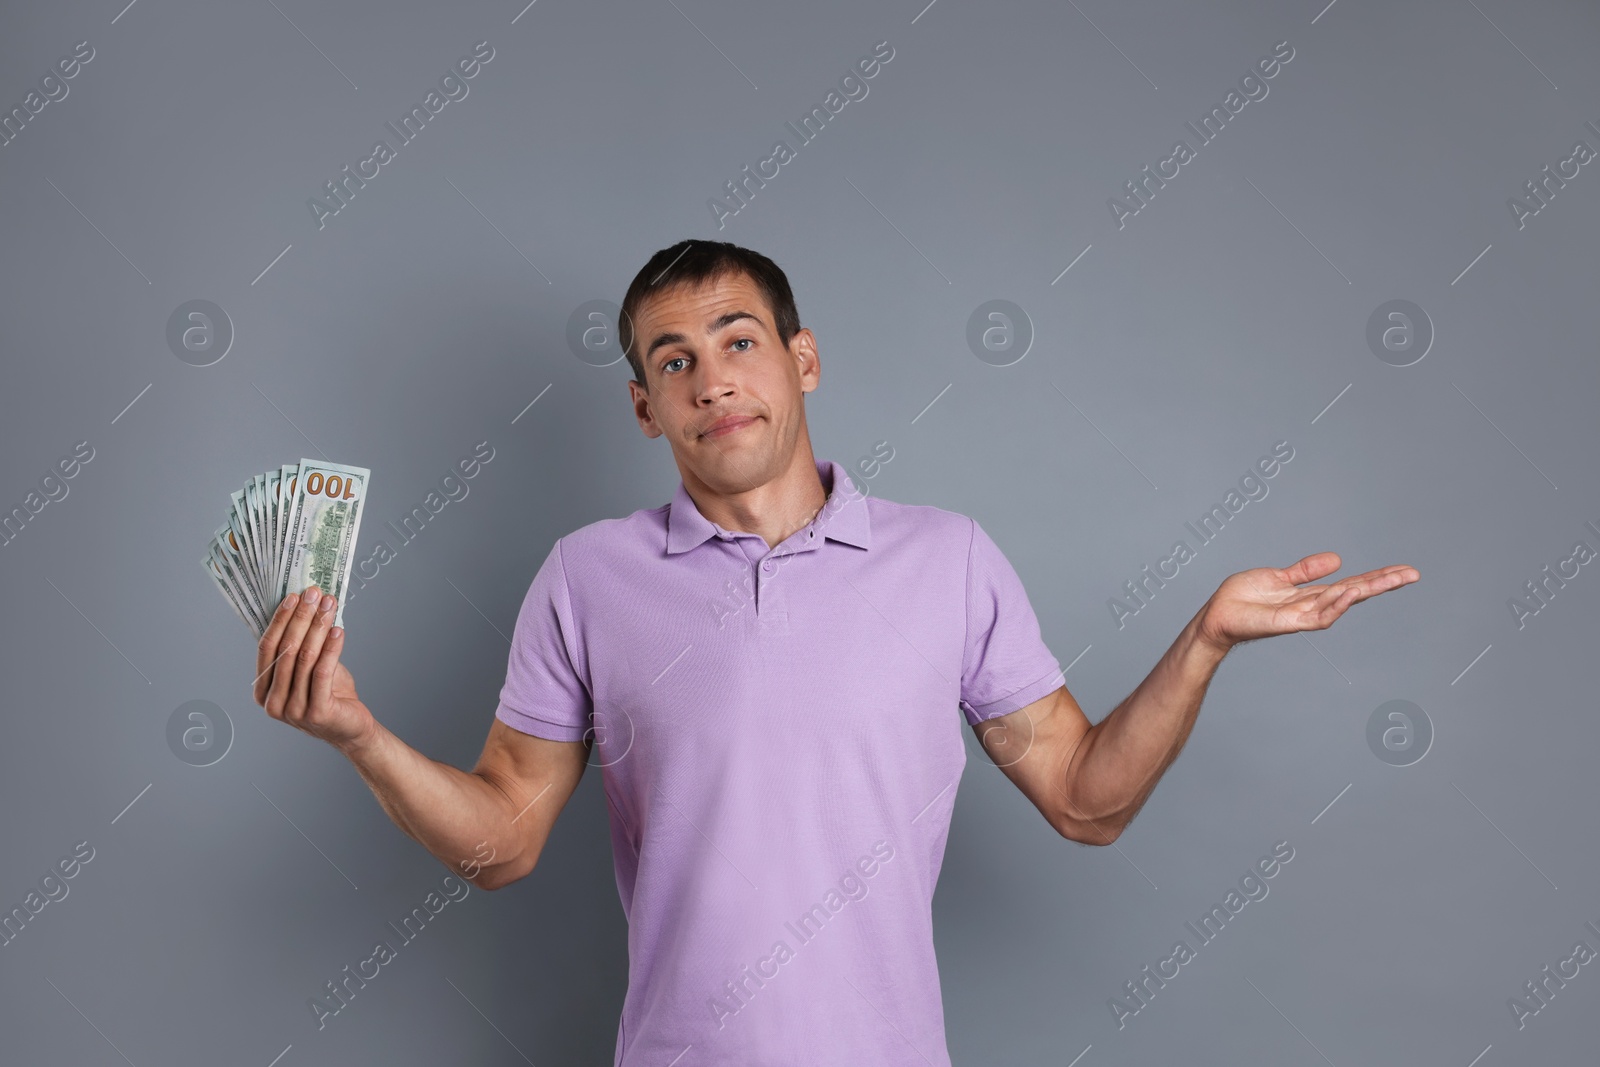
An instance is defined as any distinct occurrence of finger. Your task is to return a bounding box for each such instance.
[266,587,323,716]
[1350,563,1420,590]
[1300,581,1348,612]
[1319,565,1418,607]
[254,593,301,705]
[311,625,345,712]
[288,594,337,719]
[1277,552,1341,586]
[1316,583,1365,626]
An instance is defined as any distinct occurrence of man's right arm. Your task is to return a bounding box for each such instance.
[255,586,589,892]
[338,717,588,891]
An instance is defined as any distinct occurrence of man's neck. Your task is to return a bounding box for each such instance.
[683,451,829,550]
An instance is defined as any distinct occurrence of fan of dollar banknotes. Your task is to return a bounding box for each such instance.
[202,459,370,638]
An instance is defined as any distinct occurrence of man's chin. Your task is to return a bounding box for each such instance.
[687,441,774,490]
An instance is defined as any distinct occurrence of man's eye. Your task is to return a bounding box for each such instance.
[663,357,687,373]
[731,338,752,351]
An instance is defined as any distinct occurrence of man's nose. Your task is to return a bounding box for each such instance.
[694,361,738,404]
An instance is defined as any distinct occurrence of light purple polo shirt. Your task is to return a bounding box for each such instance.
[495,457,1064,1066]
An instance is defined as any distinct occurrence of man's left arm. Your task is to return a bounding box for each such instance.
[974,551,1419,845]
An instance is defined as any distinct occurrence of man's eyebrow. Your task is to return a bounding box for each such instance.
[643,310,763,366]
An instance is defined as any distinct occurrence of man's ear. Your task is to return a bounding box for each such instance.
[793,328,820,394]
[629,380,663,439]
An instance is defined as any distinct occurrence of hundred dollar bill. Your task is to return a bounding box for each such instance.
[202,550,262,637]
[274,462,300,601]
[224,498,265,608]
[262,468,281,597]
[242,480,262,592]
[227,490,252,591]
[203,460,369,638]
[277,458,369,629]
[250,472,269,584]
[212,524,268,630]
[262,468,280,593]
[244,485,272,604]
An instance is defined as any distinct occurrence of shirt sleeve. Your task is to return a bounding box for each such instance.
[494,537,594,742]
[959,517,1064,726]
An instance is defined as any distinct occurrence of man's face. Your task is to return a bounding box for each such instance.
[628,271,819,495]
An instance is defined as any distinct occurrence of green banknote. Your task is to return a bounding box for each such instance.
[201,459,370,637]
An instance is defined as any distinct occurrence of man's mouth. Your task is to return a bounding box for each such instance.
[701,415,759,439]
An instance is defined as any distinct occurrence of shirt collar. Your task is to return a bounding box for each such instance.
[666,458,871,555]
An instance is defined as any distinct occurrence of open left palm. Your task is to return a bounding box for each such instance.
[1199,551,1420,650]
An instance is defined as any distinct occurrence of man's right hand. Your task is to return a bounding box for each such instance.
[254,586,377,752]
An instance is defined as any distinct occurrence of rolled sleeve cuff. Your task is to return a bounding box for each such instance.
[959,663,1066,727]
[494,700,591,743]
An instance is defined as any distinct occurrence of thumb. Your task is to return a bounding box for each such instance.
[1279,551,1341,586]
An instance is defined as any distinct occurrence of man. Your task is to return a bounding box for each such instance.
[253,239,1418,1065]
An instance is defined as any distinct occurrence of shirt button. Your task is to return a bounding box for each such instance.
[762,559,775,573]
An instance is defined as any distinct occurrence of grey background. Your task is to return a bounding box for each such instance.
[2,0,1597,1063]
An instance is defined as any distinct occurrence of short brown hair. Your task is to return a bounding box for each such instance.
[618,239,801,389]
